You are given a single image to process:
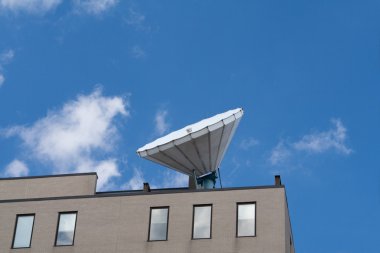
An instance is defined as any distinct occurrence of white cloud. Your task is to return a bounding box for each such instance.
[154,109,169,135]
[293,119,352,155]
[73,0,118,15]
[125,7,147,30]
[125,4,152,32]
[268,118,352,169]
[130,45,146,59]
[3,88,128,190]
[122,169,188,190]
[0,0,119,15]
[123,168,145,190]
[160,171,188,188]
[269,141,291,166]
[3,159,29,177]
[0,74,4,87]
[239,137,259,150]
[0,49,14,64]
[0,0,61,14]
[76,158,120,190]
[0,49,15,87]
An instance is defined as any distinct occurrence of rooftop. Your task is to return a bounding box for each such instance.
[0,172,284,203]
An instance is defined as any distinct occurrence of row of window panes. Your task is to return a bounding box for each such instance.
[149,203,256,241]
[12,212,77,249]
[11,203,255,248]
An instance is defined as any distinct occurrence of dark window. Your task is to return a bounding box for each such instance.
[12,214,35,248]
[192,205,212,239]
[148,207,169,241]
[237,203,256,237]
[55,212,77,246]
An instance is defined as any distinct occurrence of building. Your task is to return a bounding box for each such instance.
[0,172,295,253]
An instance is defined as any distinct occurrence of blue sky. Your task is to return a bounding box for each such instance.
[0,0,379,252]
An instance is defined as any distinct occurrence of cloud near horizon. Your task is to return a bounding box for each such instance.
[3,159,29,177]
[123,168,188,190]
[122,168,145,190]
[269,118,352,167]
[2,88,128,189]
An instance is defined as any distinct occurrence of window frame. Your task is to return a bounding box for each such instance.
[192,204,212,240]
[54,211,78,247]
[11,213,35,249]
[236,202,256,238]
[148,206,169,242]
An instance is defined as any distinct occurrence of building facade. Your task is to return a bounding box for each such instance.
[0,173,295,253]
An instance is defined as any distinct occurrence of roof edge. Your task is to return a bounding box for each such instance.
[0,184,284,204]
[0,172,98,181]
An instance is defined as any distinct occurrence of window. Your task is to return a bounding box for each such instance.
[192,205,212,239]
[55,212,77,246]
[12,214,35,248]
[237,203,256,237]
[148,207,169,241]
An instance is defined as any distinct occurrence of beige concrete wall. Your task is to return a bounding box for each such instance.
[0,187,287,253]
[0,174,97,200]
[284,191,295,253]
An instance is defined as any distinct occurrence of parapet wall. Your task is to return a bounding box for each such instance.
[0,173,97,200]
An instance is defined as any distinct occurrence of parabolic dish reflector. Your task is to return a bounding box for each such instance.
[137,108,244,176]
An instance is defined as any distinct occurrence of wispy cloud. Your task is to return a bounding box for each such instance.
[239,137,259,150]
[122,168,188,190]
[293,119,352,155]
[125,6,151,32]
[154,109,169,135]
[268,118,352,169]
[73,0,118,15]
[269,141,291,166]
[2,87,128,189]
[0,0,61,14]
[0,49,14,63]
[123,168,145,190]
[3,159,29,177]
[0,49,15,87]
[159,171,188,188]
[0,74,4,87]
[130,45,146,59]
[0,0,118,16]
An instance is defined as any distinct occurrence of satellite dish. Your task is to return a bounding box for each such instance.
[137,108,244,182]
